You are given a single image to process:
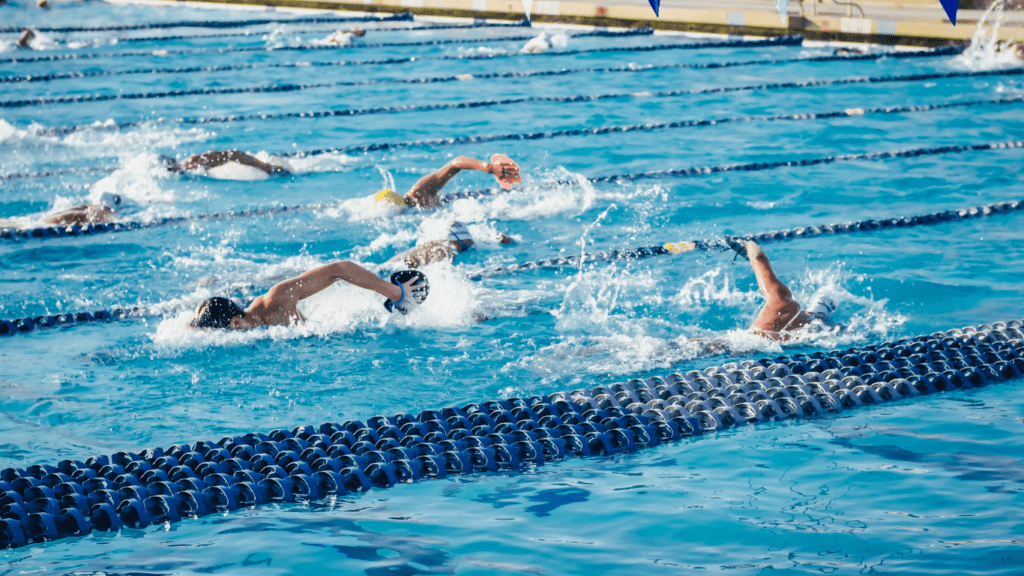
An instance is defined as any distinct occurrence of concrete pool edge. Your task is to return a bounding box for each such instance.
[141,0,1015,48]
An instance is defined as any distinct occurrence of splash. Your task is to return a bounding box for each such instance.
[520,31,569,54]
[956,0,1022,70]
[151,259,484,351]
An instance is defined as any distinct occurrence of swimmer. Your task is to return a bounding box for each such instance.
[390,220,514,268]
[162,150,294,181]
[372,154,521,212]
[833,46,867,56]
[728,239,835,340]
[0,193,123,229]
[17,29,35,49]
[191,261,428,330]
[37,0,49,9]
[323,28,366,44]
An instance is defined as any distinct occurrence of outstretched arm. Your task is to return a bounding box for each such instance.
[404,155,521,208]
[745,241,794,304]
[179,150,282,174]
[266,261,402,307]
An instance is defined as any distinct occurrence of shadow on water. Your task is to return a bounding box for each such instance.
[474,484,591,517]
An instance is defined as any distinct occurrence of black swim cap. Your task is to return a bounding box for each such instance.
[384,270,429,314]
[191,297,245,329]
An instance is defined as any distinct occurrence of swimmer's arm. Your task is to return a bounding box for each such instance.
[404,156,490,208]
[44,205,112,227]
[745,241,794,303]
[267,261,402,306]
[179,150,280,174]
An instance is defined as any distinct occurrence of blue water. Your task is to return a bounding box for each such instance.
[2,0,1024,573]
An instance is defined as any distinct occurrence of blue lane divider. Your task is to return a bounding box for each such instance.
[0,12,414,34]
[2,137,1021,246]
[3,94,1008,183]
[0,27,658,84]
[7,93,1016,183]
[113,20,531,44]
[0,41,958,90]
[2,196,1021,336]
[469,198,1024,279]
[0,32,793,66]
[2,318,1022,549]
[14,63,1019,132]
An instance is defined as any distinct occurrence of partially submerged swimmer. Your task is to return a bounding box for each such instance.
[17,29,35,49]
[732,239,835,340]
[323,28,366,44]
[682,240,835,355]
[391,220,514,268]
[372,154,521,212]
[162,150,294,181]
[191,261,427,330]
[0,193,123,229]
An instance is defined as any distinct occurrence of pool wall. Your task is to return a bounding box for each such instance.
[152,0,1024,46]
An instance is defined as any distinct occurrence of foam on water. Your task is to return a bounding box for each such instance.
[954,0,1022,71]
[152,258,484,351]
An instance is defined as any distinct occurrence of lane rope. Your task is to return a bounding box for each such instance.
[7,93,1017,183]
[0,43,958,88]
[469,197,1024,279]
[3,195,1021,334]
[0,27,658,84]
[112,20,531,44]
[10,63,1018,130]
[0,12,414,34]
[1,318,1021,549]
[0,32,794,66]
[3,137,1021,243]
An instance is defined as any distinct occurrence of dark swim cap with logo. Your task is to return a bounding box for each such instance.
[191,297,245,329]
[384,270,429,315]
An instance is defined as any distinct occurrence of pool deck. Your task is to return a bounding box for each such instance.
[175,0,1023,47]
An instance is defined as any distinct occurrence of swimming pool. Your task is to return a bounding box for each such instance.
[2,0,1024,572]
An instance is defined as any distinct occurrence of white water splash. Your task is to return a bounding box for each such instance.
[520,31,569,54]
[956,0,1022,70]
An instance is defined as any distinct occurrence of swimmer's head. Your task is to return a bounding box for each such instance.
[266,155,294,175]
[157,154,179,172]
[446,220,473,251]
[191,297,245,330]
[806,297,837,324]
[98,193,122,211]
[374,188,407,213]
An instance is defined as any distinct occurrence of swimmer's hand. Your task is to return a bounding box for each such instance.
[396,276,428,304]
[488,154,521,190]
[497,233,514,245]
[721,236,750,262]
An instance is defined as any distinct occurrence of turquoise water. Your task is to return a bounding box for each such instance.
[2,0,1024,573]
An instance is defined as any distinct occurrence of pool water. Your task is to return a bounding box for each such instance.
[2,0,1024,573]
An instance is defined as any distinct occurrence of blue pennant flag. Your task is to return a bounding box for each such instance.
[648,0,660,17]
[774,0,790,22]
[939,0,958,25]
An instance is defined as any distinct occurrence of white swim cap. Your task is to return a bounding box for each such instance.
[266,155,294,174]
[806,297,837,322]
[98,193,122,211]
[446,221,473,250]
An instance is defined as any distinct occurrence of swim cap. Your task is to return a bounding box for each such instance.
[191,297,245,329]
[806,297,837,322]
[446,220,473,251]
[374,188,407,209]
[157,154,178,171]
[266,155,295,174]
[98,193,122,211]
[384,270,429,315]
